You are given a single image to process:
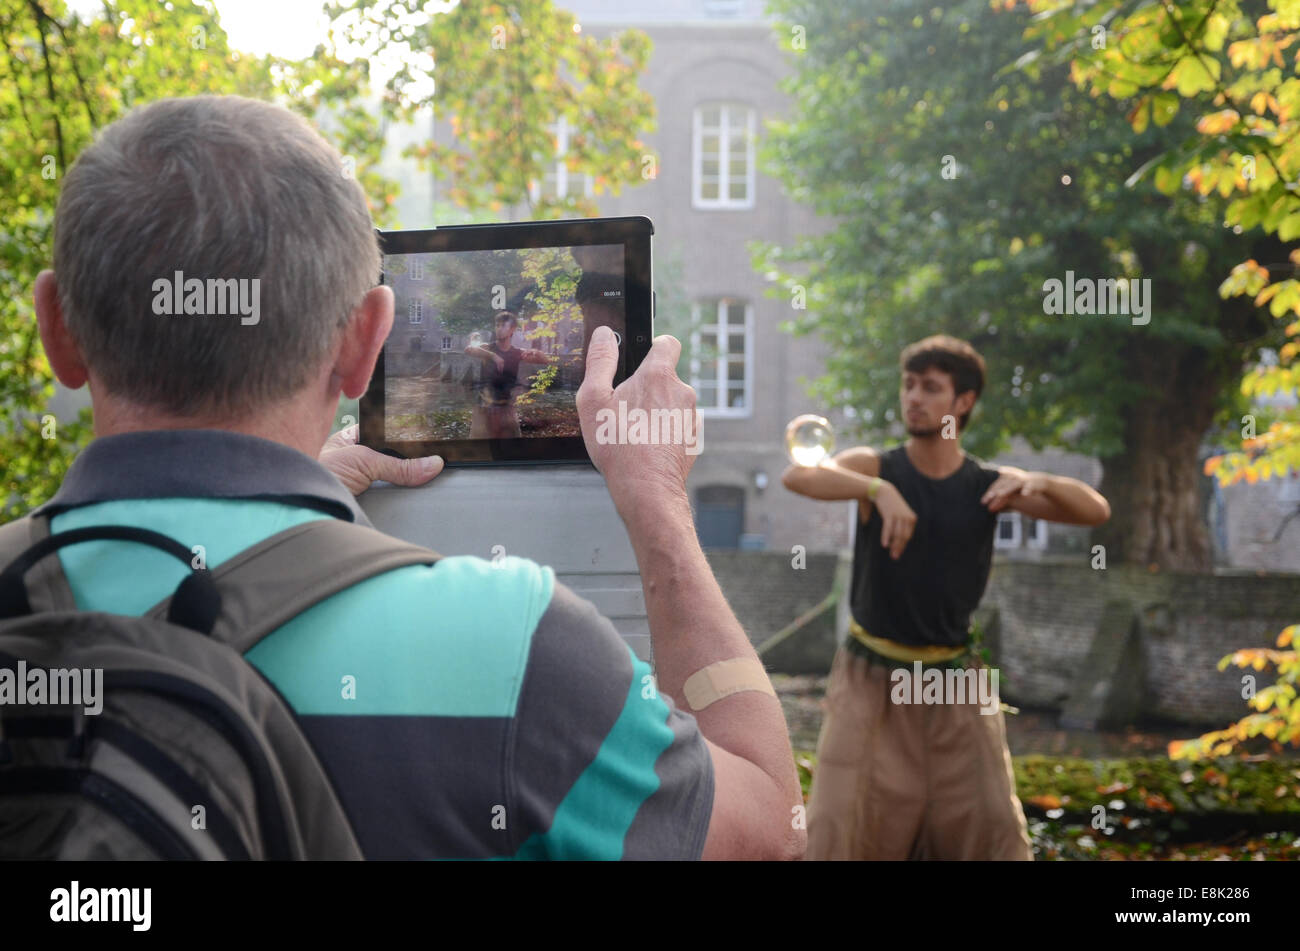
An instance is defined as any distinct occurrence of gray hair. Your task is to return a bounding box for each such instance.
[53,95,380,418]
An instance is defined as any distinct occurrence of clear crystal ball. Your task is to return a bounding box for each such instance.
[785,414,835,467]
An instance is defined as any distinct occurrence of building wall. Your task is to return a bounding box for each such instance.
[570,11,848,553]
[1214,470,1300,573]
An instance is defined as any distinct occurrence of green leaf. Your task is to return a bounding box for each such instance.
[1152,92,1181,126]
[1169,56,1222,97]
[1278,212,1300,242]
[1154,164,1181,193]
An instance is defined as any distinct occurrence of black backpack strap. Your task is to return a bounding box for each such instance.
[143,518,440,654]
[0,514,78,613]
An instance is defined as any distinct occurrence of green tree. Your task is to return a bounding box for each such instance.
[0,0,392,520]
[1015,0,1300,756]
[322,0,656,220]
[1023,0,1300,494]
[757,0,1286,569]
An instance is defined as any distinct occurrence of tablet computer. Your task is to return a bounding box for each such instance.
[360,215,654,465]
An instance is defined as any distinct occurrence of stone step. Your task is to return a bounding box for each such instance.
[1059,599,1144,730]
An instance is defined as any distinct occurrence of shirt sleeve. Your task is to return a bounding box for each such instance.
[976,460,1002,495]
[507,580,715,860]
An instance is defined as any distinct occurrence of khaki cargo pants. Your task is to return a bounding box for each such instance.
[805,647,1033,860]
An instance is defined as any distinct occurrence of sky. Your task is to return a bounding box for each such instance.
[65,0,336,59]
[209,0,334,59]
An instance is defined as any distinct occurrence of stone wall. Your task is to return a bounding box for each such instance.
[982,558,1300,725]
[702,549,841,674]
[705,550,1300,727]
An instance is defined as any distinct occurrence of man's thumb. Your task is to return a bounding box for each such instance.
[581,325,619,397]
[386,452,444,485]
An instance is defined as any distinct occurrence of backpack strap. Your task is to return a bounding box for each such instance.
[143,518,440,654]
[0,514,78,613]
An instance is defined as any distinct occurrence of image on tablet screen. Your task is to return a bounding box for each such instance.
[382,243,624,441]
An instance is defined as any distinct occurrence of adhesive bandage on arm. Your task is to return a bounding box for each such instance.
[683,657,777,712]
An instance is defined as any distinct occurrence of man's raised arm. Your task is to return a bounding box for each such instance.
[578,326,804,860]
[781,447,881,501]
[982,466,1111,526]
[782,447,919,561]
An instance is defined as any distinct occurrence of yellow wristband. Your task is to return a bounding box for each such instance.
[866,477,882,501]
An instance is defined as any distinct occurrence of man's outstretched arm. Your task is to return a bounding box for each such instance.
[781,446,881,501]
[781,447,919,561]
[983,466,1111,526]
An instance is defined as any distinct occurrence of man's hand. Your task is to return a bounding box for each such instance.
[577,325,696,516]
[492,354,505,372]
[873,480,918,560]
[319,424,444,496]
[981,465,1050,513]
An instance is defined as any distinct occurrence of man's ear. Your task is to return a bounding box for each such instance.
[952,389,976,421]
[34,270,89,389]
[333,285,393,400]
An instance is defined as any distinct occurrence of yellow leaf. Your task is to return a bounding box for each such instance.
[1128,98,1151,134]
[1197,109,1240,134]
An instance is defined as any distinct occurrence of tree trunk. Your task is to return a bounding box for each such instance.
[1094,352,1217,572]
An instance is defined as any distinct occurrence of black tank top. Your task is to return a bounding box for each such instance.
[849,446,1002,647]
[484,343,523,405]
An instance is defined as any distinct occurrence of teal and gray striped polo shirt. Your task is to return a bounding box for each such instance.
[31,429,715,859]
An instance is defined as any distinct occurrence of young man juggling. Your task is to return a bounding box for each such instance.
[783,335,1110,860]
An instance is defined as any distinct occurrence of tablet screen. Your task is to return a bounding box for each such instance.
[362,216,652,465]
[382,243,624,444]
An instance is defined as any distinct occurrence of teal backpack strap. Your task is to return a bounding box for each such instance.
[142,518,440,654]
[0,513,77,613]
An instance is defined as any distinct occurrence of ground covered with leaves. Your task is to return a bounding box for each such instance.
[779,675,1300,860]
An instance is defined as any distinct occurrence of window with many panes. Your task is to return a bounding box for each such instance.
[994,512,1020,549]
[408,299,423,325]
[690,299,751,416]
[994,512,1048,550]
[409,258,425,281]
[693,103,755,209]
[530,117,592,203]
[1025,516,1048,549]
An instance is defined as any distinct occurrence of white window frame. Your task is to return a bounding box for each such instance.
[529,116,595,203]
[1025,515,1048,550]
[408,299,424,325]
[409,258,425,281]
[440,335,452,351]
[693,103,756,210]
[994,512,1021,549]
[689,298,753,418]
